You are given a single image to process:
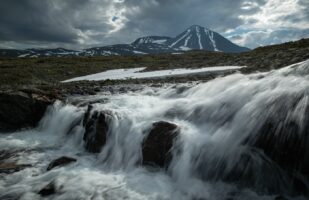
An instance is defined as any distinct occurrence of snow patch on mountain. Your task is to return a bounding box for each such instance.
[196,26,203,49]
[170,30,191,48]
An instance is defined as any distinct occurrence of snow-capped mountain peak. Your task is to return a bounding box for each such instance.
[167,25,231,52]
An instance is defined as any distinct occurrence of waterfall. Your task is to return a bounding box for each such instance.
[0,60,308,200]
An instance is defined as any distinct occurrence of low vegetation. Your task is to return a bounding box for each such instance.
[0,38,308,89]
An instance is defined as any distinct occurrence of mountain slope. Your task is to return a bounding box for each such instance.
[167,25,249,53]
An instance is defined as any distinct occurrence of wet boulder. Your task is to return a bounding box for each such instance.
[142,121,179,168]
[194,147,304,195]
[47,156,77,171]
[192,97,309,196]
[245,98,309,180]
[245,119,309,195]
[194,95,309,196]
[82,105,111,153]
[0,91,53,132]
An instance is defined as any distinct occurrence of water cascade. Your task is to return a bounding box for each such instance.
[1,60,309,200]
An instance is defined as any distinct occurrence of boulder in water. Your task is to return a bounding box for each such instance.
[39,182,56,196]
[194,147,298,195]
[83,105,110,153]
[47,156,77,171]
[194,96,309,196]
[142,121,179,168]
[243,98,309,195]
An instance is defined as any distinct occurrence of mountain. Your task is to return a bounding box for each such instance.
[0,25,250,57]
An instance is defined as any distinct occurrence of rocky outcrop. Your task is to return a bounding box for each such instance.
[0,90,54,132]
[142,121,179,167]
[47,156,77,171]
[82,105,111,153]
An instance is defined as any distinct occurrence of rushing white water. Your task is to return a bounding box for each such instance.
[62,66,243,82]
[1,60,309,200]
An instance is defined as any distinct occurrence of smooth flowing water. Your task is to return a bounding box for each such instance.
[0,60,309,200]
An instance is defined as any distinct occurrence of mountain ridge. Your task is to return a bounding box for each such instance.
[0,25,250,57]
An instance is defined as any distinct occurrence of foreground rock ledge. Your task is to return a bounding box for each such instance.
[0,91,54,132]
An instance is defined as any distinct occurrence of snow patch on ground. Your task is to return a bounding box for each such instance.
[178,46,192,51]
[133,51,147,54]
[18,54,30,58]
[63,66,244,82]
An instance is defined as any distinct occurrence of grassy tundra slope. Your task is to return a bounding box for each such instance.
[0,38,308,88]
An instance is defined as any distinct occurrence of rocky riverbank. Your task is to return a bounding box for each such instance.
[0,88,55,132]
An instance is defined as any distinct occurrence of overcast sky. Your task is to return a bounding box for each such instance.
[0,0,308,49]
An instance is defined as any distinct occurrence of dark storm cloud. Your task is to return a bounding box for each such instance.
[0,0,82,43]
[0,0,308,49]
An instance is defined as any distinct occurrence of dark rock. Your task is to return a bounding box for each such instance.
[191,94,309,196]
[207,95,309,196]
[247,119,309,195]
[82,105,110,153]
[0,91,53,132]
[274,195,289,200]
[47,156,77,171]
[94,87,101,92]
[245,96,309,182]
[194,147,297,195]
[142,121,179,167]
[39,182,56,196]
[88,90,96,95]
